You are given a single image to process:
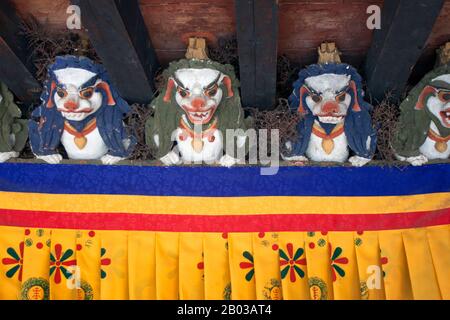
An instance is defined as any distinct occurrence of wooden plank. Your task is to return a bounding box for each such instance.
[235,0,278,109]
[364,0,445,102]
[71,0,159,103]
[0,0,41,104]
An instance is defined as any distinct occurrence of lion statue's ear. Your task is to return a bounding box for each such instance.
[163,77,176,103]
[415,85,437,110]
[46,81,57,108]
[349,80,361,112]
[95,81,116,106]
[297,85,310,115]
[220,74,234,98]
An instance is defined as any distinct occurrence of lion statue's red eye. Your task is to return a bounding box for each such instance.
[56,88,67,98]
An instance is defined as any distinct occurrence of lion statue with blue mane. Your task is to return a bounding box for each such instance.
[28,55,136,164]
[284,43,377,167]
[393,42,450,166]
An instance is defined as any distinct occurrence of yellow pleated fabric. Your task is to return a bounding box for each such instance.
[378,230,413,299]
[128,231,156,300]
[354,231,386,300]
[76,229,101,300]
[0,225,449,300]
[20,228,51,300]
[179,233,204,299]
[155,232,179,299]
[426,225,450,299]
[277,232,310,300]
[49,229,77,300]
[228,233,256,300]
[402,228,441,299]
[99,231,128,300]
[203,233,230,300]
[304,232,334,300]
[252,232,282,300]
[328,232,360,300]
[0,226,23,299]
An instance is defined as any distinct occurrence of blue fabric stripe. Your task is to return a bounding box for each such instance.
[0,163,449,197]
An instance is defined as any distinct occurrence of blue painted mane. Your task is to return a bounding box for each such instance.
[287,63,377,158]
[29,55,136,157]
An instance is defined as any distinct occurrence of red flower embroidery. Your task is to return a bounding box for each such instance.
[279,243,307,282]
[329,244,348,282]
[239,251,254,281]
[100,248,111,279]
[50,244,76,284]
[2,242,24,281]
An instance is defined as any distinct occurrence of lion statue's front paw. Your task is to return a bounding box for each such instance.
[36,154,63,164]
[406,155,428,166]
[218,154,239,168]
[101,154,124,165]
[160,151,182,166]
[0,151,19,163]
[348,156,371,167]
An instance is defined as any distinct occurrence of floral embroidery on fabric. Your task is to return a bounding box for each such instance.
[100,248,112,279]
[239,251,254,281]
[329,244,348,281]
[279,243,307,282]
[2,242,24,281]
[50,244,77,284]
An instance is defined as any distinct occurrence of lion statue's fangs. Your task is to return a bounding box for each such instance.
[28,55,136,165]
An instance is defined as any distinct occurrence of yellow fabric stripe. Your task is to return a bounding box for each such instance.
[0,191,449,215]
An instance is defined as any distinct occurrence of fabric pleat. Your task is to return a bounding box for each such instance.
[128,231,156,299]
[203,233,230,300]
[155,232,179,299]
[277,232,310,300]
[179,233,204,299]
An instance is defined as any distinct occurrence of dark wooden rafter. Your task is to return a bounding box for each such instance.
[235,0,278,109]
[71,0,159,103]
[364,0,445,102]
[0,0,41,105]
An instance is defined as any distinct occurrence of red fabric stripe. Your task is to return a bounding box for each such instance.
[0,208,448,232]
